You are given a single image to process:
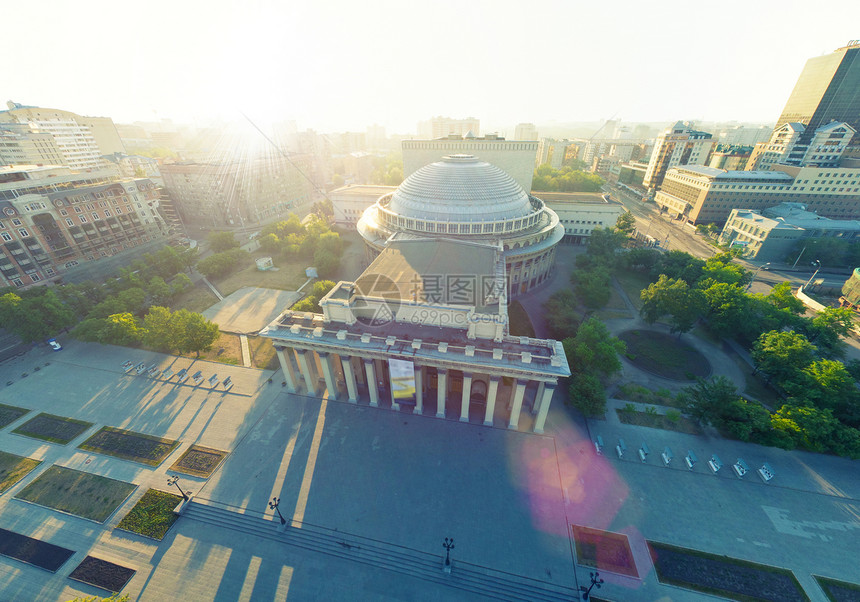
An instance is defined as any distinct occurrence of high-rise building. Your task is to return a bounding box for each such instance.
[642,121,714,191]
[747,121,855,170]
[0,102,125,169]
[774,41,860,146]
[417,116,480,139]
[514,123,538,141]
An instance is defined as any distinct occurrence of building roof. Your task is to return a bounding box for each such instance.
[355,238,499,309]
[674,165,794,181]
[388,155,532,223]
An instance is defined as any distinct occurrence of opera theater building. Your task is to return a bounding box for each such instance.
[261,156,569,433]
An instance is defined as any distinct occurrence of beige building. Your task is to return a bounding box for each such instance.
[358,155,564,298]
[514,123,538,141]
[417,116,480,140]
[330,184,396,229]
[160,156,317,227]
[403,134,539,191]
[538,192,625,245]
[655,164,860,224]
[643,121,714,191]
[261,236,570,434]
[747,122,855,171]
[0,165,167,288]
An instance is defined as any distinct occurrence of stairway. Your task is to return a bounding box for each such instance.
[182,499,577,601]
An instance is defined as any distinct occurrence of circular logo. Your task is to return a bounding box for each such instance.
[352,272,401,329]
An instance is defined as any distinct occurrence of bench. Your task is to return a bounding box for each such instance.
[733,458,749,478]
[685,450,698,470]
[639,442,650,463]
[594,435,604,455]
[208,374,219,387]
[135,362,147,375]
[176,368,189,383]
[222,376,233,390]
[192,370,204,385]
[161,368,174,380]
[758,462,775,482]
[661,447,673,465]
[708,454,723,473]
[122,360,134,372]
[616,438,626,459]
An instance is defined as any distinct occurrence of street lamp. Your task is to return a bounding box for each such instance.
[581,571,604,600]
[269,496,286,526]
[804,260,821,291]
[167,475,188,501]
[747,262,771,291]
[442,537,455,569]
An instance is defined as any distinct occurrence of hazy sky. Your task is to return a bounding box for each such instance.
[4,0,859,134]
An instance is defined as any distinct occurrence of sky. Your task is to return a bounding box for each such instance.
[4,0,859,135]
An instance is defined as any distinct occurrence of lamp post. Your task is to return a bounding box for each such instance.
[804,259,821,291]
[747,262,771,290]
[269,496,286,526]
[581,571,604,600]
[167,475,188,501]
[442,537,455,572]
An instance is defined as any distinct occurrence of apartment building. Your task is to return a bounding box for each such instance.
[0,165,167,288]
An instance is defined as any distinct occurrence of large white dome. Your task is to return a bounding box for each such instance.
[387,155,533,223]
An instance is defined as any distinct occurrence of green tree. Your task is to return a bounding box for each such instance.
[615,211,636,236]
[143,306,177,351]
[751,330,816,384]
[765,281,806,315]
[1,290,76,343]
[698,253,751,288]
[640,275,706,336]
[207,231,240,252]
[146,276,172,306]
[568,372,607,417]
[563,318,625,378]
[571,267,611,309]
[791,359,860,426]
[772,404,840,452]
[653,251,704,284]
[101,313,144,346]
[292,280,336,313]
[719,397,773,441]
[587,227,627,262]
[678,376,739,427]
[702,282,749,338]
[170,273,193,298]
[172,309,219,357]
[805,307,855,356]
[259,233,281,254]
[542,290,582,340]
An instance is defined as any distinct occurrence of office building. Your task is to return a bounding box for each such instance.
[538,192,625,245]
[655,164,860,224]
[514,123,538,141]
[0,165,167,288]
[417,117,480,140]
[642,121,714,192]
[774,41,860,145]
[748,122,855,170]
[330,185,396,229]
[403,135,538,191]
[718,203,860,261]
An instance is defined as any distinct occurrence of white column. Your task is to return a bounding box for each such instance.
[483,376,500,426]
[413,365,424,414]
[508,379,528,430]
[295,349,316,395]
[532,382,546,415]
[459,372,472,423]
[534,383,557,434]
[436,369,447,418]
[341,356,358,403]
[276,347,298,393]
[364,359,379,407]
[318,352,338,400]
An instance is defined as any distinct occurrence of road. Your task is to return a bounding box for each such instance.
[603,183,717,258]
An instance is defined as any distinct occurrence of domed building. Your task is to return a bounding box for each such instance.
[357,155,564,297]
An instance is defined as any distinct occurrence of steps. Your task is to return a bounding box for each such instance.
[183,499,577,601]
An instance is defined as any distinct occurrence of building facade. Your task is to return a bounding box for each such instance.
[655,164,860,224]
[357,155,564,297]
[330,184,396,229]
[538,192,625,244]
[403,135,539,191]
[0,165,167,288]
[774,41,860,147]
[643,121,714,192]
[718,203,860,261]
[748,122,856,170]
[260,237,570,434]
[514,123,538,141]
[160,157,317,227]
[417,116,480,140]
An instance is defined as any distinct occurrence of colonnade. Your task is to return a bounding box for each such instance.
[274,346,557,434]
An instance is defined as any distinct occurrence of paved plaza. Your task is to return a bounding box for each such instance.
[202,286,300,334]
[0,339,858,601]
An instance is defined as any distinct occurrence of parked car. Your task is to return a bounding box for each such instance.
[47,339,62,351]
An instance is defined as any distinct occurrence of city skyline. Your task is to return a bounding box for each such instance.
[2,1,859,134]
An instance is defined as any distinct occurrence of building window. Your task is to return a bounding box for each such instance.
[1,232,11,242]
[65,219,74,226]
[92,213,100,220]
[30,272,41,282]
[104,210,111,217]
[12,219,22,226]
[80,216,87,223]
[12,279,23,287]
[18,229,29,237]
[60,209,68,216]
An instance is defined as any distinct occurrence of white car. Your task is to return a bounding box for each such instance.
[48,339,62,351]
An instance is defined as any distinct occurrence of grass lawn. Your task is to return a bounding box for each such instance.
[730,355,782,409]
[618,330,710,381]
[572,525,638,577]
[616,406,702,435]
[12,413,94,444]
[211,254,307,297]
[171,280,220,313]
[248,335,278,370]
[176,331,243,366]
[507,300,536,338]
[69,556,136,593]
[814,575,860,602]
[170,445,230,478]
[614,270,653,311]
[0,451,42,493]
[79,427,180,466]
[649,540,809,602]
[615,383,681,408]
[116,489,181,540]
[0,403,30,429]
[15,465,136,523]
[603,282,629,311]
